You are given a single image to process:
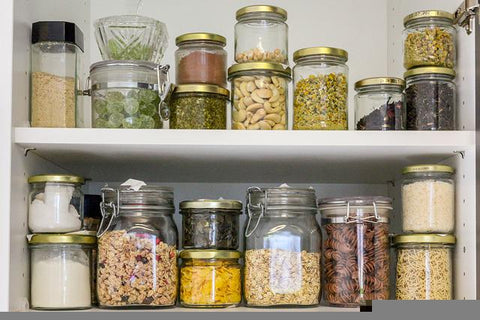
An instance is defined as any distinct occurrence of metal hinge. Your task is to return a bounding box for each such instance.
[454,0,480,34]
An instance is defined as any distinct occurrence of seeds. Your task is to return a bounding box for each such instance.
[170,93,227,129]
[235,48,287,64]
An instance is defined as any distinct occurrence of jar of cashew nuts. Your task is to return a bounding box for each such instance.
[228,62,291,130]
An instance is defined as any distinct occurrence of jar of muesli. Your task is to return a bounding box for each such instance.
[96,184,178,308]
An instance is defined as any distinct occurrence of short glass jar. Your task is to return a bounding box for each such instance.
[393,234,455,300]
[175,33,227,87]
[405,67,456,130]
[235,5,288,64]
[403,10,456,69]
[181,199,242,249]
[354,77,405,130]
[169,85,229,129]
[180,250,242,308]
[402,164,455,233]
[29,234,96,310]
[228,62,291,130]
[293,47,349,130]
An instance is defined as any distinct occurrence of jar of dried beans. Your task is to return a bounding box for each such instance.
[318,196,391,307]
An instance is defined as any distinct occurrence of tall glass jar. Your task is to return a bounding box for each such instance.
[235,5,288,64]
[318,197,391,307]
[244,185,321,307]
[228,62,291,130]
[354,77,405,130]
[96,184,178,308]
[293,47,349,130]
[31,21,84,128]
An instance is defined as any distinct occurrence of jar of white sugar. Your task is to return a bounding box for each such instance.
[28,174,84,233]
[401,165,455,233]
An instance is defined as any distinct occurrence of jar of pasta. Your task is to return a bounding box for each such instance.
[180,250,241,307]
[393,234,455,300]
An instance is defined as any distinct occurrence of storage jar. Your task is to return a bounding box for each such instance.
[244,185,321,307]
[293,47,349,130]
[180,250,242,308]
[228,62,291,130]
[319,197,391,307]
[402,164,455,233]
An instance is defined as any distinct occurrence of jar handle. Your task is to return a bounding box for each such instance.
[344,200,381,224]
[157,64,173,121]
[79,76,91,96]
[245,187,265,238]
[97,187,120,238]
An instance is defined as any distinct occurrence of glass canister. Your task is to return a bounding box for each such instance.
[235,5,288,64]
[181,199,242,249]
[28,174,84,233]
[293,47,349,130]
[29,234,96,310]
[175,33,227,87]
[180,250,242,308]
[354,77,405,130]
[228,62,291,130]
[318,197,391,307]
[393,234,455,300]
[405,67,456,130]
[403,10,456,69]
[243,185,321,307]
[96,184,178,307]
[31,21,84,128]
[402,164,455,233]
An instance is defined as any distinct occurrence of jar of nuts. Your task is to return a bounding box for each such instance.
[228,62,291,130]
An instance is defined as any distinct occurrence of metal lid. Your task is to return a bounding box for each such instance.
[318,196,392,223]
[90,60,160,73]
[393,234,456,245]
[404,67,456,78]
[180,198,243,210]
[174,84,229,97]
[404,10,454,26]
[293,47,348,62]
[402,164,454,174]
[354,77,405,90]
[180,249,241,259]
[236,5,287,20]
[28,234,96,245]
[176,32,226,46]
[28,174,84,184]
[228,62,291,78]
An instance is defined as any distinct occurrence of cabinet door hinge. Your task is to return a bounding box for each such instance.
[454,0,480,34]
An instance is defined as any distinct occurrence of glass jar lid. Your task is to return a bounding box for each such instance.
[402,164,454,175]
[404,67,456,79]
[180,198,242,210]
[175,32,226,46]
[236,5,287,21]
[354,77,405,91]
[247,184,317,211]
[228,62,291,79]
[403,10,454,26]
[180,249,241,259]
[293,47,348,62]
[103,184,174,210]
[174,84,229,97]
[28,234,96,245]
[28,174,84,184]
[90,60,159,73]
[392,233,456,245]
[318,196,392,223]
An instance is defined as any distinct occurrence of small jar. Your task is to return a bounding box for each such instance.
[181,199,242,249]
[393,234,455,300]
[180,250,242,308]
[29,234,96,310]
[175,33,227,87]
[28,174,84,233]
[402,164,455,233]
[405,67,456,130]
[293,47,349,130]
[403,10,456,69]
[354,77,405,130]
[235,5,288,64]
[169,85,229,129]
[228,62,291,130]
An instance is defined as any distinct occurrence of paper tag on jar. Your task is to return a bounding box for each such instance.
[121,179,146,191]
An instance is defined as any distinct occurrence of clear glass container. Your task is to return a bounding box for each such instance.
[318,197,391,307]
[228,62,291,130]
[402,165,455,233]
[403,10,456,69]
[28,174,84,233]
[235,5,288,64]
[243,185,321,307]
[393,234,455,300]
[354,77,405,130]
[30,21,84,128]
[293,47,349,130]
[180,250,242,308]
[96,184,178,308]
[405,67,456,130]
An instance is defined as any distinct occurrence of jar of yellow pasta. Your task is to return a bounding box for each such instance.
[180,250,242,308]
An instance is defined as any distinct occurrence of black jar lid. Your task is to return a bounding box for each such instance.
[32,21,84,52]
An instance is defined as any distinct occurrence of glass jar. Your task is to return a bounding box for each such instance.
[28,174,84,233]
[29,234,96,310]
[169,85,229,129]
[393,234,455,300]
[30,21,84,128]
[181,199,242,249]
[180,250,242,308]
[228,62,291,130]
[405,67,456,130]
[235,5,288,64]
[354,77,405,130]
[175,33,227,87]
[402,165,455,233]
[319,197,391,307]
[96,184,178,307]
[403,10,456,69]
[244,185,321,307]
[293,47,349,130]
[89,61,169,129]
